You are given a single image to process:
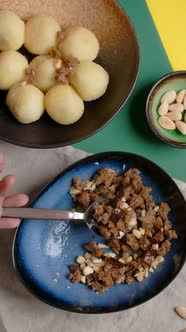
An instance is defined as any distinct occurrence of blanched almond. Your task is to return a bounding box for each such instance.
[132,229,141,239]
[175,306,186,319]
[158,116,176,130]
[126,256,132,263]
[135,271,144,282]
[151,255,164,267]
[93,265,100,272]
[168,103,184,112]
[176,89,186,103]
[76,256,86,264]
[184,113,186,123]
[85,252,92,260]
[103,252,116,258]
[139,227,145,235]
[161,90,176,104]
[80,263,86,270]
[176,121,186,135]
[128,216,137,227]
[83,266,94,276]
[117,201,128,209]
[118,258,125,264]
[183,95,186,110]
[167,111,182,121]
[92,257,103,264]
[144,268,149,278]
[98,243,109,249]
[117,231,125,239]
[81,276,86,283]
[154,205,159,212]
[141,209,146,217]
[69,187,80,197]
[158,101,169,116]
[152,243,159,251]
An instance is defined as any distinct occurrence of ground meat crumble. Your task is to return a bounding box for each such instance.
[68,167,178,293]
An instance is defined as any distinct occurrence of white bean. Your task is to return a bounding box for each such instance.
[166,111,182,121]
[161,90,176,104]
[175,121,186,135]
[158,116,176,130]
[168,103,184,112]
[158,101,169,116]
[176,89,186,103]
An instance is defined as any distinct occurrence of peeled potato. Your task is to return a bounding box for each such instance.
[0,51,28,90]
[58,27,99,61]
[29,55,56,92]
[0,10,25,51]
[24,16,60,54]
[69,61,109,101]
[6,82,45,124]
[45,85,84,125]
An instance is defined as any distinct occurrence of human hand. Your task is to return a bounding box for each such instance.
[0,152,29,228]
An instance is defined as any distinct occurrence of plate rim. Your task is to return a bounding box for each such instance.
[12,151,186,313]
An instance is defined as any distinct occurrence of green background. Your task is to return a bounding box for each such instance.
[74,0,186,182]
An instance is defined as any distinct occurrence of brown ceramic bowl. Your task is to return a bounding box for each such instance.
[146,71,186,149]
[0,0,139,148]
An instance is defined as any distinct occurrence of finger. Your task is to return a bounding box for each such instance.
[0,196,4,216]
[0,217,20,229]
[0,175,16,195]
[3,193,29,207]
[0,152,5,172]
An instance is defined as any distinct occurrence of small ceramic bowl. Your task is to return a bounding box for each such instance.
[146,71,186,148]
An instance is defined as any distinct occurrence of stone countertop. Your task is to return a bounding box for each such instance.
[0,141,185,332]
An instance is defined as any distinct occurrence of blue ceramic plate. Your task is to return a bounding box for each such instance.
[13,152,186,313]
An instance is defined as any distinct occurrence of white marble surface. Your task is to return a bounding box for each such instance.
[0,141,185,332]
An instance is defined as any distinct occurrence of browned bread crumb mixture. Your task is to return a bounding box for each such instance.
[68,167,177,293]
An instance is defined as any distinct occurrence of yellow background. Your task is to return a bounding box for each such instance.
[146,0,186,70]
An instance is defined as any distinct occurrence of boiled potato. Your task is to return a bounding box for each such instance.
[58,27,99,61]
[0,10,25,51]
[24,16,60,54]
[69,61,109,101]
[6,82,45,124]
[0,51,28,90]
[29,55,56,92]
[46,85,84,125]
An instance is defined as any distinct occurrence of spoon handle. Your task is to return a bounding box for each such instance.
[2,207,85,221]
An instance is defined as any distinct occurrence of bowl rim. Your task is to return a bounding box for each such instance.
[146,70,186,149]
[12,151,186,314]
[0,0,140,149]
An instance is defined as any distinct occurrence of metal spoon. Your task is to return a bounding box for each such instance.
[2,199,136,238]
[2,199,103,236]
